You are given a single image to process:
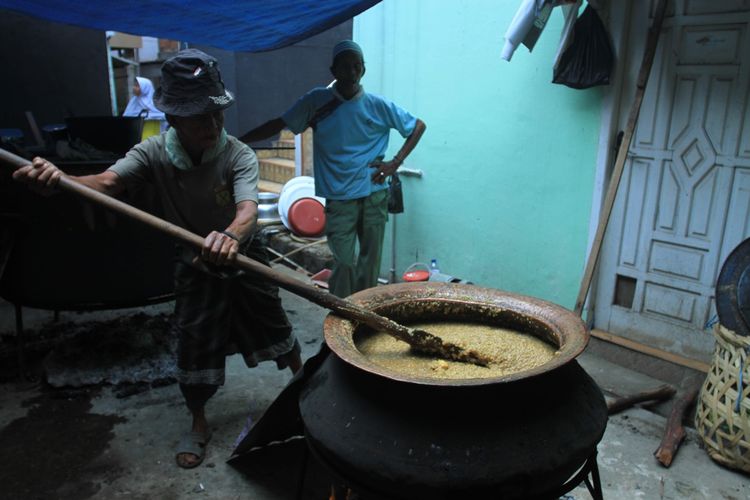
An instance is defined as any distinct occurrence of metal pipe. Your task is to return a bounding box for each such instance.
[388,167,423,283]
[389,214,397,283]
[397,167,423,178]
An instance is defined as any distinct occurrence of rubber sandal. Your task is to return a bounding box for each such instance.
[176,430,212,469]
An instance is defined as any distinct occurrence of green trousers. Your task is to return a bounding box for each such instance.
[325,189,389,298]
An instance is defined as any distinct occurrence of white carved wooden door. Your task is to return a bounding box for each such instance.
[594,1,750,362]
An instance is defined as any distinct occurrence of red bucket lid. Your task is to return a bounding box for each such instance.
[402,262,430,282]
[403,269,430,282]
[288,197,325,237]
[402,263,430,282]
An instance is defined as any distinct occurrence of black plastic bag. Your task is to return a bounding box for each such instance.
[387,172,404,214]
[552,5,614,89]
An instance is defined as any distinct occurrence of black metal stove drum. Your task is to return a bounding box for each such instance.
[1,115,174,311]
[0,117,174,375]
[299,283,608,499]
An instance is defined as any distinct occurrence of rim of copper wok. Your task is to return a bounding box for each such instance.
[323,282,589,387]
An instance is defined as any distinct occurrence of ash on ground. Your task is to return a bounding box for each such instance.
[42,312,177,388]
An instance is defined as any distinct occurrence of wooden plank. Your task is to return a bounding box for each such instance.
[575,0,669,316]
[108,33,143,49]
[591,328,711,373]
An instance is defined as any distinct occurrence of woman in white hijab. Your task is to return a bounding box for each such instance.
[124,76,168,132]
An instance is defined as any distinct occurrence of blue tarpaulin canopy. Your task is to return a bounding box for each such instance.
[0,0,381,52]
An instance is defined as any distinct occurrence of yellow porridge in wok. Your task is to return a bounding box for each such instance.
[355,321,558,379]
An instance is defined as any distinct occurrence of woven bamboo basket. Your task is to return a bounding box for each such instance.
[694,323,750,473]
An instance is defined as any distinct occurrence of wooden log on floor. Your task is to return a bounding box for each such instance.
[654,388,699,467]
[607,384,676,415]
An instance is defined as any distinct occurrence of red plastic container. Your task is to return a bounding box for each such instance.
[402,263,430,282]
[288,197,326,237]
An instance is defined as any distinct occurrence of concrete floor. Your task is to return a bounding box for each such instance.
[0,267,748,499]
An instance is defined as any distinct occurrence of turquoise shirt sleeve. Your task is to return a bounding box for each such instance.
[282,88,337,135]
[376,97,417,138]
[282,90,318,135]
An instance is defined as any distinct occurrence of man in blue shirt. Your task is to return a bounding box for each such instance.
[242,40,426,297]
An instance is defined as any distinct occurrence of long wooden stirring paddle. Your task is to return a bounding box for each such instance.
[0,148,491,367]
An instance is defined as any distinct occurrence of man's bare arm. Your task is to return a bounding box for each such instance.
[239,118,286,144]
[201,200,258,266]
[13,157,125,196]
[370,118,427,183]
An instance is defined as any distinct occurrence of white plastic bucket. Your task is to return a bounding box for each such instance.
[278,176,326,234]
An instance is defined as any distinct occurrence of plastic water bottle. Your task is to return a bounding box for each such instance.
[430,259,440,276]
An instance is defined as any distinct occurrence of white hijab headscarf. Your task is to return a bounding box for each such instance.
[123,77,165,120]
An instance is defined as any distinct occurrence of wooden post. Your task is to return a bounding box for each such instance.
[301,127,314,177]
[574,0,668,316]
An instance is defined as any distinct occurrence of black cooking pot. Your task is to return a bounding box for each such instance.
[299,283,608,499]
[66,116,144,156]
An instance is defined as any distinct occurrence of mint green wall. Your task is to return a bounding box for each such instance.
[354,0,603,308]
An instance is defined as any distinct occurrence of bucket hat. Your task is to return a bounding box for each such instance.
[154,49,234,117]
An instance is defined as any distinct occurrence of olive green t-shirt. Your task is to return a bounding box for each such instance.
[108,133,259,238]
